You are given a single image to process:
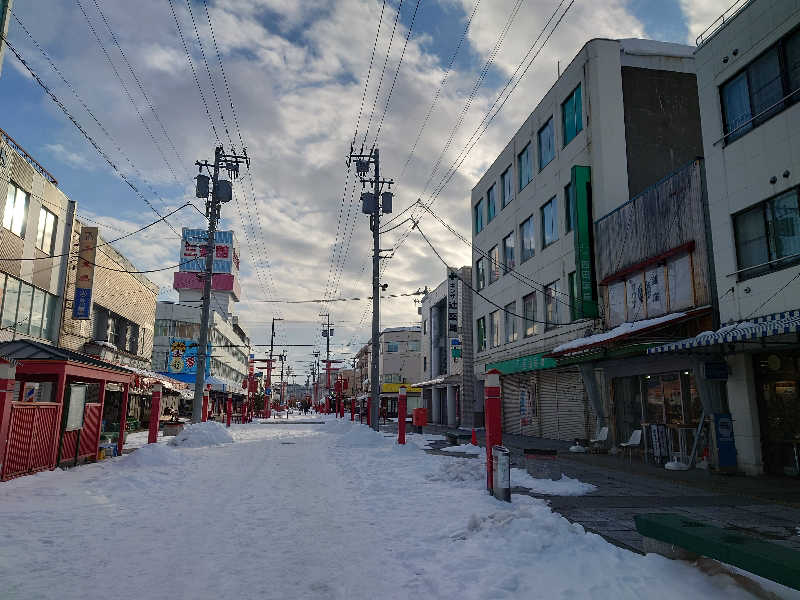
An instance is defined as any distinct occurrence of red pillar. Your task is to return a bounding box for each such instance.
[484,369,502,492]
[226,392,232,428]
[0,362,17,478]
[397,386,407,445]
[148,384,162,444]
[202,388,209,422]
[350,395,355,421]
[95,381,107,458]
[50,369,68,468]
[117,382,129,457]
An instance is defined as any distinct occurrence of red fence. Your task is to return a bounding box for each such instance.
[1,403,60,480]
[59,403,102,465]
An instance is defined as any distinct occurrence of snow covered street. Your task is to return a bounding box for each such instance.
[0,417,779,599]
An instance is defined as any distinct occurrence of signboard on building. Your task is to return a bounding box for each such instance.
[487,352,556,375]
[447,268,458,334]
[179,229,239,275]
[72,226,98,320]
[380,383,422,394]
[168,337,211,375]
[571,166,598,319]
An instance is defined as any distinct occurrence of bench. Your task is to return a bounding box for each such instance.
[634,514,800,591]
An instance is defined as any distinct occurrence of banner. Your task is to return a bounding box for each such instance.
[571,166,598,318]
[72,226,98,320]
[168,337,211,375]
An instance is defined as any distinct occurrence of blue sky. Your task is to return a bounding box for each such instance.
[0,0,724,372]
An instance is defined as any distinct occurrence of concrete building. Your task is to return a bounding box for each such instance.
[471,38,702,442]
[415,266,478,429]
[651,0,800,476]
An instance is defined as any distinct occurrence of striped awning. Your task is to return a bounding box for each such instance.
[648,310,800,354]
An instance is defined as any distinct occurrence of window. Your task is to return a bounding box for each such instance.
[476,258,486,290]
[488,246,500,284]
[1,277,19,329]
[501,167,513,208]
[408,340,420,352]
[562,84,583,146]
[538,117,554,170]
[386,342,399,352]
[3,182,28,237]
[733,188,800,278]
[16,283,32,335]
[564,182,575,233]
[489,310,500,347]
[504,302,517,343]
[35,207,57,254]
[523,292,536,337]
[474,199,484,234]
[422,319,427,335]
[518,144,532,191]
[502,232,515,274]
[477,316,486,352]
[30,288,44,339]
[541,197,558,247]
[544,281,559,329]
[568,271,579,321]
[423,356,427,372]
[520,215,535,262]
[487,185,496,222]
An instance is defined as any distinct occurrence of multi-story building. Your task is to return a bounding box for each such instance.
[651,0,800,476]
[416,266,478,428]
[471,38,703,442]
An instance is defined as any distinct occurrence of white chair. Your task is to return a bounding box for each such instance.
[590,426,609,452]
[620,429,642,462]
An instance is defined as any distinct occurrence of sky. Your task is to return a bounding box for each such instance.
[0,0,730,377]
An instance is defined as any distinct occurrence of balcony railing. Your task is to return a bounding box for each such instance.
[696,0,752,48]
[0,125,58,185]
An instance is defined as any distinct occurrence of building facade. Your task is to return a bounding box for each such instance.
[471,38,703,442]
[378,326,422,416]
[416,266,478,428]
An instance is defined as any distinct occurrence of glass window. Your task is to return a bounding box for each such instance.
[608,281,625,327]
[734,189,800,277]
[476,317,486,352]
[785,29,800,93]
[721,72,753,140]
[489,310,500,348]
[538,117,554,170]
[564,182,575,233]
[408,340,420,352]
[35,207,57,254]
[504,302,517,343]
[518,144,532,191]
[768,189,800,264]
[502,232,515,274]
[501,167,513,208]
[3,183,28,238]
[42,293,55,340]
[476,258,486,290]
[568,271,579,321]
[474,199,484,234]
[487,185,496,222]
[562,84,583,146]
[387,342,398,352]
[541,197,558,247]
[520,216,535,262]
[523,292,536,337]
[29,288,44,339]
[1,277,19,329]
[488,246,500,284]
[544,282,559,329]
[645,266,666,317]
[749,47,784,124]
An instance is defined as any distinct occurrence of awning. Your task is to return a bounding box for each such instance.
[157,372,228,391]
[411,376,446,387]
[648,310,800,354]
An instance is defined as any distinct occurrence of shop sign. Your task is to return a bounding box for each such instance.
[381,383,422,393]
[713,413,737,469]
[179,229,239,275]
[447,268,459,334]
[487,352,556,375]
[168,337,211,375]
[571,166,598,319]
[73,226,98,320]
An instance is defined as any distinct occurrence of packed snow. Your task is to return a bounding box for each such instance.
[552,312,686,354]
[167,420,234,447]
[511,468,597,496]
[0,415,786,599]
[440,442,483,455]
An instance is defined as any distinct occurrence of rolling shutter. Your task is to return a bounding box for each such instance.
[501,374,521,435]
[538,371,560,440]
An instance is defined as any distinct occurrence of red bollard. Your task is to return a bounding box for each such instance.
[202,388,209,422]
[366,398,372,427]
[397,386,407,445]
[484,369,503,492]
[148,384,162,444]
[471,429,477,446]
[226,392,233,428]
[350,396,355,421]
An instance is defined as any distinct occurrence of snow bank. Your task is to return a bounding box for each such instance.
[168,421,234,448]
[511,468,597,495]
[440,443,482,455]
[121,443,184,468]
[426,457,484,484]
[335,424,388,448]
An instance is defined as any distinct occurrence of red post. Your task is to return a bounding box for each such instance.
[397,386,407,445]
[0,362,17,478]
[226,392,232,428]
[116,382,129,457]
[350,395,355,421]
[148,384,162,444]
[484,370,502,492]
[202,388,209,422]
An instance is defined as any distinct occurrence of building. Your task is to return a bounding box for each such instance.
[415,266,478,429]
[0,1,11,78]
[649,0,800,476]
[471,38,703,442]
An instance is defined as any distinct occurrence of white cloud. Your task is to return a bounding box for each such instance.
[43,143,96,171]
[678,0,733,44]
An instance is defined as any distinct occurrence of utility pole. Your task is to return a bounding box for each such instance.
[348,146,393,431]
[191,145,250,423]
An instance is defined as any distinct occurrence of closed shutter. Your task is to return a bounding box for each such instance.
[519,372,539,438]
[538,371,560,440]
[501,374,521,435]
[556,367,588,441]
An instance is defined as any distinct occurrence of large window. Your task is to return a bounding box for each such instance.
[408,340,420,352]
[0,273,55,340]
[93,305,142,354]
[487,184,496,222]
[544,281,559,330]
[488,246,500,284]
[1,277,19,329]
[518,144,532,191]
[489,310,500,348]
[504,302,517,343]
[35,207,57,254]
[476,257,486,290]
[477,316,486,352]
[541,197,558,247]
[474,199,484,234]
[562,84,583,146]
[386,342,399,352]
[564,182,575,233]
[3,182,28,238]
[520,215,535,262]
[502,232,515,274]
[538,117,554,170]
[501,167,513,208]
[721,29,800,142]
[523,292,536,337]
[734,188,800,278]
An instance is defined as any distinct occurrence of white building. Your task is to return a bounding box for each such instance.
[356,327,422,416]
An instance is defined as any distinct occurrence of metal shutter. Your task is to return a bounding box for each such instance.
[538,371,560,440]
[501,374,521,435]
[555,367,588,441]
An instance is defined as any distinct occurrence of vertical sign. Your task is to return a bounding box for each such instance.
[72,226,98,320]
[571,166,598,318]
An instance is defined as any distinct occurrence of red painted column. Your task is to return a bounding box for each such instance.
[148,384,162,444]
[202,388,209,422]
[484,369,503,492]
[117,382,129,457]
[397,386,407,445]
[0,362,17,479]
[226,392,232,428]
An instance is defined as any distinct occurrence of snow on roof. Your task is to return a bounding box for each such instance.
[551,312,687,355]
[411,376,447,388]
[381,326,421,334]
[618,38,695,58]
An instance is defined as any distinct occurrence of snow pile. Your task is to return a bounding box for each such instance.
[168,421,234,448]
[426,457,484,484]
[511,468,597,495]
[405,433,445,449]
[121,443,184,468]
[335,424,387,448]
[440,443,482,455]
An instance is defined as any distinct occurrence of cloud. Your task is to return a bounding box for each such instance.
[43,143,96,171]
[678,0,732,44]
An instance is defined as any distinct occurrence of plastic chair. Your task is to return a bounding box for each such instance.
[590,426,609,451]
[620,429,642,462]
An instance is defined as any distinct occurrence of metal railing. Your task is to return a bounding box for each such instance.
[0,125,58,185]
[696,0,752,48]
